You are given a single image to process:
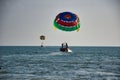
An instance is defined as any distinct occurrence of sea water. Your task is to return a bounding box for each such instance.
[0,46,120,80]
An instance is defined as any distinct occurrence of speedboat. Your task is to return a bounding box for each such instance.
[60,47,72,53]
[60,42,72,53]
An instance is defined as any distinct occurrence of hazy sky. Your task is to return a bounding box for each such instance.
[0,0,120,46]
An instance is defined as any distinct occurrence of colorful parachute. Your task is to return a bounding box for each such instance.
[53,12,80,32]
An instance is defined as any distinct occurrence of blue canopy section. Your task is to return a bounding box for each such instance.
[59,12,77,21]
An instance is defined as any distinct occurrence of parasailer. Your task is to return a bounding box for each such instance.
[40,35,45,47]
[53,12,80,32]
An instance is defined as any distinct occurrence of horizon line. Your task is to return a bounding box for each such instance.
[0,45,120,47]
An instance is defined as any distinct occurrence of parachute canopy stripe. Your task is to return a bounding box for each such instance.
[56,19,78,26]
[54,21,80,31]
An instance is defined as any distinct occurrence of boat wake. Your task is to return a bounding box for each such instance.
[49,52,64,56]
[67,48,72,52]
[49,52,70,56]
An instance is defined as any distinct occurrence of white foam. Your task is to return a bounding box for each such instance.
[68,48,72,52]
[95,71,116,76]
[74,69,119,76]
[49,52,64,56]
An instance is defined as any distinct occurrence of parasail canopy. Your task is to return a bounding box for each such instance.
[53,12,80,32]
[40,35,45,40]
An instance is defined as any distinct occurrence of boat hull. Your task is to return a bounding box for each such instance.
[60,48,72,53]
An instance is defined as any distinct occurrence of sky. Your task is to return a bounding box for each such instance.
[0,0,120,46]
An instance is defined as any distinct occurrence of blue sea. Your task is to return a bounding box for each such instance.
[0,46,120,80]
